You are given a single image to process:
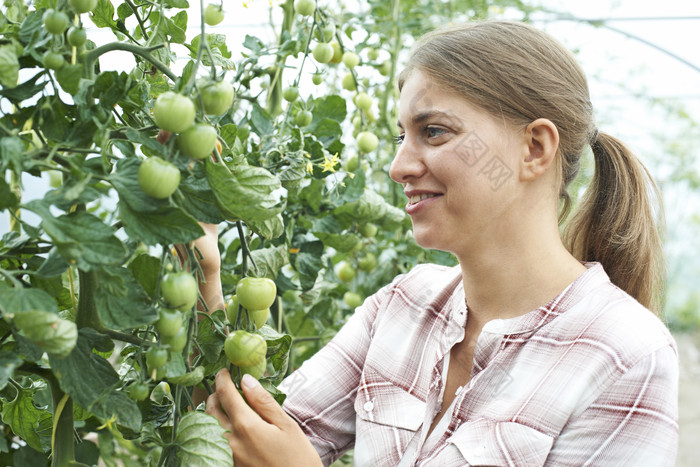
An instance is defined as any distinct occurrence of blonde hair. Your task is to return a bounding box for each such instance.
[399,21,665,313]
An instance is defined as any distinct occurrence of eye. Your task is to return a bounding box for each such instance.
[425,126,447,139]
[393,134,405,145]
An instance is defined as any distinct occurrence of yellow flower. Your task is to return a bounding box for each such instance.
[320,153,340,173]
[97,414,118,431]
[306,161,314,174]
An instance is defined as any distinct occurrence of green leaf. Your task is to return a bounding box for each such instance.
[247,214,284,240]
[0,381,52,452]
[0,287,57,317]
[24,201,128,271]
[91,0,116,28]
[196,310,226,364]
[295,240,324,291]
[50,329,141,432]
[205,160,284,223]
[249,245,289,279]
[311,216,361,252]
[0,45,19,88]
[178,169,225,225]
[258,326,291,383]
[35,247,70,278]
[332,189,405,229]
[166,0,190,9]
[127,254,161,298]
[175,412,233,467]
[0,72,45,103]
[249,104,273,136]
[119,201,205,246]
[0,352,22,390]
[310,95,347,124]
[55,64,83,95]
[94,266,157,330]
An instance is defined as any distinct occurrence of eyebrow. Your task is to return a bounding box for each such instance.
[396,110,462,129]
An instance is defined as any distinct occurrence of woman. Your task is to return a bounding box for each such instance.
[204,21,679,466]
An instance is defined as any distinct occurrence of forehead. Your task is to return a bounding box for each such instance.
[397,71,480,127]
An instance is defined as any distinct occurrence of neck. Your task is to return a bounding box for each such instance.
[455,224,586,326]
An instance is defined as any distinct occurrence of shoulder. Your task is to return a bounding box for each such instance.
[557,277,677,372]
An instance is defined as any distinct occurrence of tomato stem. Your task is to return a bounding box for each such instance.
[76,269,101,330]
[48,375,75,467]
[83,43,176,83]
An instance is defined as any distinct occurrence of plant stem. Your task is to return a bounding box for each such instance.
[379,0,402,135]
[48,375,75,467]
[83,43,176,82]
[76,269,101,330]
[266,0,295,116]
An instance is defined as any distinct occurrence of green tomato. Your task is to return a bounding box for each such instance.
[358,252,377,272]
[204,4,225,26]
[68,0,97,14]
[343,291,363,309]
[42,9,70,35]
[161,272,198,311]
[342,51,360,69]
[177,124,218,160]
[378,60,391,76]
[156,309,183,338]
[225,295,240,325]
[128,382,150,401]
[344,154,359,172]
[138,156,181,199]
[355,92,372,111]
[359,222,378,238]
[330,41,342,63]
[342,73,356,91]
[42,51,65,70]
[357,131,378,153]
[163,327,187,353]
[236,277,277,311]
[367,48,379,60]
[225,331,267,367]
[295,110,313,127]
[237,357,266,380]
[313,22,335,42]
[336,261,356,282]
[312,43,333,64]
[146,347,168,369]
[153,91,195,133]
[294,0,315,16]
[311,73,323,85]
[199,80,234,115]
[66,26,87,47]
[282,86,299,102]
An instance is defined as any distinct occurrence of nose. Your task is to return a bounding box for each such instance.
[389,137,426,184]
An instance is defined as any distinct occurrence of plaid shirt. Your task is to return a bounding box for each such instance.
[280,263,679,466]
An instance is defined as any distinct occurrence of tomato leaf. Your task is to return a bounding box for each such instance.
[94,266,157,330]
[127,254,161,298]
[196,310,226,364]
[0,380,53,452]
[249,245,289,279]
[0,286,57,317]
[54,63,82,96]
[258,326,292,384]
[0,351,23,390]
[174,412,233,467]
[205,160,285,223]
[50,329,142,432]
[332,189,405,229]
[178,169,225,225]
[90,0,116,29]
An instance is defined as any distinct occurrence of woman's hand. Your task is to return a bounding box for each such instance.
[206,368,323,467]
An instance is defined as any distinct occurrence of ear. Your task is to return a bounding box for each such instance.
[519,118,559,182]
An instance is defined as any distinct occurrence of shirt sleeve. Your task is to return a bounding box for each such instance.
[546,344,679,466]
[278,278,398,466]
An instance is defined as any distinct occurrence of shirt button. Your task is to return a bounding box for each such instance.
[364,400,374,412]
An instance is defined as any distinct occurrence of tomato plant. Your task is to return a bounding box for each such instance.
[0,0,524,464]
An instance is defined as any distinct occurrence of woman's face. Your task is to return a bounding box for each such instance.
[390,70,524,257]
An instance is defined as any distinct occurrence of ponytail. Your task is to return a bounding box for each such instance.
[563,132,665,314]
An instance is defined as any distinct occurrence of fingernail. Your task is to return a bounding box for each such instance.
[241,373,258,390]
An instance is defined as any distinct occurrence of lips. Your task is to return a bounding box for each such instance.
[408,193,439,204]
[404,190,442,214]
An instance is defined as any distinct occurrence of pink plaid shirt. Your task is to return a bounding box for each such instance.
[280,263,679,466]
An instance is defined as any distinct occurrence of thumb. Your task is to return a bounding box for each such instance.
[241,373,289,428]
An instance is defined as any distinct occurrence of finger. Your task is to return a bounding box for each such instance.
[240,373,292,429]
[214,368,259,426]
[206,393,232,431]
